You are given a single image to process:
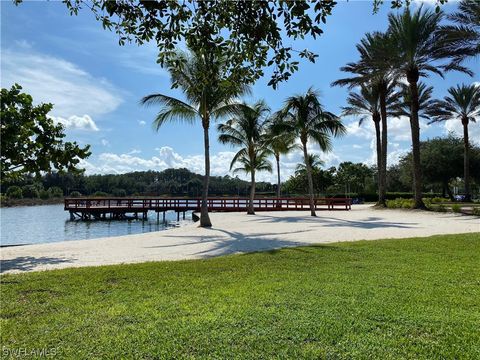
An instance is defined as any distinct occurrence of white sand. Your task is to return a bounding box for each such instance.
[1,205,478,274]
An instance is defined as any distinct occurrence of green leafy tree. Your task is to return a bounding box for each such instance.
[141,51,249,227]
[278,88,345,216]
[0,84,91,180]
[428,84,480,201]
[335,162,374,194]
[218,101,272,215]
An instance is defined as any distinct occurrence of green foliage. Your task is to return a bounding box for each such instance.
[452,204,462,213]
[49,186,64,198]
[112,188,127,197]
[21,184,39,199]
[69,191,82,197]
[473,207,480,216]
[435,204,447,212]
[6,185,22,199]
[93,191,108,197]
[1,233,478,358]
[386,198,413,209]
[39,189,50,200]
[431,197,449,203]
[0,84,91,180]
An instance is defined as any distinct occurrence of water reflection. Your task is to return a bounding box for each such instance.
[1,204,193,246]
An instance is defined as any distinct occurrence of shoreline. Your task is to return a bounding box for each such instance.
[1,205,479,274]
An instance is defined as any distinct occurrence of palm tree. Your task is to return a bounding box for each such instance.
[295,154,324,175]
[265,116,299,198]
[428,83,480,202]
[141,50,249,227]
[341,84,400,198]
[332,31,397,207]
[279,88,345,216]
[393,82,436,119]
[387,6,447,208]
[218,100,272,215]
[438,0,479,73]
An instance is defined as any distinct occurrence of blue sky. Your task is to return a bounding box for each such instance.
[1,1,478,182]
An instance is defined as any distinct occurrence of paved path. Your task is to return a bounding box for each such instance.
[1,205,478,274]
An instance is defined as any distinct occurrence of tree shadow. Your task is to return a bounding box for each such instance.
[251,214,417,229]
[144,228,314,258]
[1,256,75,274]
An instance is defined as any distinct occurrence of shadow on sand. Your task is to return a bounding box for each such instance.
[144,228,314,258]
[1,256,75,274]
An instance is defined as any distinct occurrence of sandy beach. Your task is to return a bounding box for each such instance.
[1,205,478,274]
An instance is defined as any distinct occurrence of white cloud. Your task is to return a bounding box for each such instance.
[138,120,147,126]
[50,114,99,132]
[444,119,480,145]
[101,139,110,147]
[1,48,123,119]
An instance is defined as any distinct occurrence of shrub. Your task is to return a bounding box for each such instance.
[431,197,449,203]
[401,199,413,209]
[472,207,480,216]
[112,188,127,197]
[49,186,64,198]
[451,204,461,213]
[69,191,82,197]
[6,186,22,199]
[93,191,108,197]
[22,185,39,198]
[39,189,50,200]
[435,204,447,212]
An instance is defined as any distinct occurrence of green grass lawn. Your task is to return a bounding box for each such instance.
[1,233,479,359]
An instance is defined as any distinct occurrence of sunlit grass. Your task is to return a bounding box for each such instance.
[1,233,479,359]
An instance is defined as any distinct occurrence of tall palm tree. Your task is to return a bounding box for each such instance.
[332,31,397,207]
[387,6,447,208]
[341,84,400,198]
[218,100,272,215]
[279,88,345,216]
[393,82,436,120]
[438,0,479,73]
[141,50,249,227]
[265,116,299,198]
[428,83,480,202]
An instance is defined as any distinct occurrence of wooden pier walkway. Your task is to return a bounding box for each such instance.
[65,197,352,220]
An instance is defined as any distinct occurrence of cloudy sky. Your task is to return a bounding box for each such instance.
[1,1,478,183]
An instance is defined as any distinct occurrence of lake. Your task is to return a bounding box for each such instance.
[0,204,193,246]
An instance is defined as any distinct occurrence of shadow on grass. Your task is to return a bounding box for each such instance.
[1,256,75,274]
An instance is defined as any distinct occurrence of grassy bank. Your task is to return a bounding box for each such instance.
[1,233,479,359]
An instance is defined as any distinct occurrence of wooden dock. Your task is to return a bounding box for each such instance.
[64,197,352,221]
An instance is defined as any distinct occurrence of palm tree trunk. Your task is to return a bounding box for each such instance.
[463,118,471,202]
[275,153,281,199]
[378,88,388,207]
[407,73,425,209]
[200,122,212,227]
[248,170,256,215]
[302,141,316,216]
[373,113,382,206]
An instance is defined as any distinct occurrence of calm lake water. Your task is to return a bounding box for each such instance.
[0,204,193,246]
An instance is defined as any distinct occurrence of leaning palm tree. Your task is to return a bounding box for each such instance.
[438,0,479,73]
[332,31,397,207]
[428,83,480,202]
[387,6,449,208]
[265,116,299,198]
[218,100,272,215]
[279,88,345,216]
[141,50,249,227]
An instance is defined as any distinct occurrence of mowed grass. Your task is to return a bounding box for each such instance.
[1,233,479,359]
